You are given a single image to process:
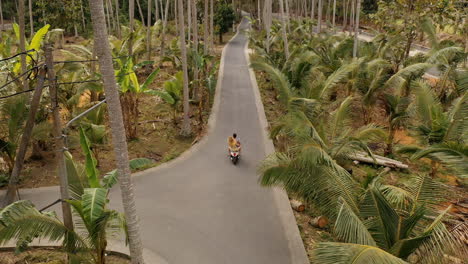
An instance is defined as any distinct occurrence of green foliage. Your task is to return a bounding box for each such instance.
[214,2,235,41]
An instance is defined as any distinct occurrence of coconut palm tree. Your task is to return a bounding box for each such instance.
[426,46,467,106]
[278,0,290,59]
[177,0,192,136]
[87,0,145,263]
[398,83,467,179]
[311,176,467,264]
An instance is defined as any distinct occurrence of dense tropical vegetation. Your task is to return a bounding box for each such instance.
[0,0,237,263]
[249,0,467,263]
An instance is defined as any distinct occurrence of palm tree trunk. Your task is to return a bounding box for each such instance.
[262,0,270,52]
[28,0,33,38]
[4,69,46,206]
[326,0,331,24]
[129,0,134,55]
[44,46,75,233]
[209,0,214,52]
[88,1,145,263]
[136,0,146,27]
[284,0,290,32]
[278,0,290,59]
[0,0,4,33]
[115,0,121,38]
[257,0,261,25]
[203,0,209,54]
[174,0,178,32]
[18,0,28,91]
[105,0,111,32]
[192,0,199,101]
[332,0,336,31]
[311,0,315,21]
[107,0,115,33]
[187,0,191,43]
[350,0,354,29]
[342,0,348,30]
[155,0,160,21]
[80,0,86,31]
[160,0,170,57]
[317,0,323,33]
[352,0,361,58]
[146,0,152,61]
[178,0,192,136]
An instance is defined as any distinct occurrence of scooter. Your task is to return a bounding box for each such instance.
[229,150,240,165]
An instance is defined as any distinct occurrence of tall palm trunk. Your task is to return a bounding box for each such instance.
[18,0,28,91]
[107,0,115,33]
[284,0,290,32]
[28,0,33,37]
[88,1,145,263]
[136,0,145,27]
[129,0,134,56]
[326,0,331,24]
[160,0,170,57]
[80,0,86,31]
[0,0,4,41]
[155,0,160,21]
[317,0,322,33]
[311,0,316,21]
[203,0,209,54]
[178,0,192,136]
[278,0,289,59]
[332,0,336,31]
[343,0,348,30]
[192,0,199,101]
[210,0,214,51]
[105,0,111,31]
[146,0,152,60]
[115,0,121,38]
[263,0,272,53]
[350,0,355,29]
[187,0,191,43]
[352,0,361,57]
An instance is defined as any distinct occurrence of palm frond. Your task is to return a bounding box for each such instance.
[360,185,399,250]
[319,60,360,100]
[384,63,433,91]
[334,197,377,246]
[330,96,353,140]
[445,91,468,142]
[380,185,414,211]
[312,242,408,264]
[406,174,449,213]
[250,61,292,106]
[427,47,464,65]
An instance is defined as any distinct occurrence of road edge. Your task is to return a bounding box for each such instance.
[243,30,310,264]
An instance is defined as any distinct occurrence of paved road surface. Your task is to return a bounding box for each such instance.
[1,18,306,264]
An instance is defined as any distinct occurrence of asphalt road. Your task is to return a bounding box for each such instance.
[1,18,305,264]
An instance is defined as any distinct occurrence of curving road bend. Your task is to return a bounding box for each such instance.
[1,18,307,264]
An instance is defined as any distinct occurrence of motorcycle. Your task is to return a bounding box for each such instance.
[229,149,240,165]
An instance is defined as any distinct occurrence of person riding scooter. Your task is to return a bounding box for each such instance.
[227,133,241,155]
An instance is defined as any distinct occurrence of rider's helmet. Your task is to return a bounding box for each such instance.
[233,133,237,139]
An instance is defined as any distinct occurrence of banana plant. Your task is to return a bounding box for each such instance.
[12,24,51,75]
[147,71,183,124]
[0,128,149,264]
[115,58,160,139]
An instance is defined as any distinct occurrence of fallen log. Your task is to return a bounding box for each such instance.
[290,199,305,212]
[350,152,409,169]
[309,216,328,229]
